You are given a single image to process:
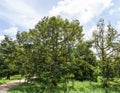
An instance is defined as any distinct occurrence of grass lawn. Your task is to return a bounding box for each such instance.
[0,75,22,84]
[8,80,120,93]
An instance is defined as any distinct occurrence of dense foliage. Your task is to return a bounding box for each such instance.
[93,19,120,87]
[0,16,120,89]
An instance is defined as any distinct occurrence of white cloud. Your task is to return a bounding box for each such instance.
[49,0,112,24]
[116,21,120,34]
[4,26,18,36]
[0,35,4,41]
[0,0,42,29]
[109,9,115,15]
[84,26,97,40]
[109,8,120,15]
[84,24,110,40]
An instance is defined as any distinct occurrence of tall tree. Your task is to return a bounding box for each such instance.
[16,31,34,79]
[73,41,97,81]
[0,35,17,79]
[93,19,120,87]
[28,16,83,87]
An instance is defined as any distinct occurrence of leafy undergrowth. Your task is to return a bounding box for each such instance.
[8,80,120,93]
[0,75,22,84]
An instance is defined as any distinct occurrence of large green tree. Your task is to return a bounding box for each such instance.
[73,41,97,81]
[27,16,84,86]
[0,35,17,79]
[93,19,120,87]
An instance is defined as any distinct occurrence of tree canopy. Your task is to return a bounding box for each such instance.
[0,16,120,89]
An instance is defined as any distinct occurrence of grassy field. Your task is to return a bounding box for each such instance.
[8,80,120,93]
[0,75,21,84]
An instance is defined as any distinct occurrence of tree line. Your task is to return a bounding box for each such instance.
[0,16,120,87]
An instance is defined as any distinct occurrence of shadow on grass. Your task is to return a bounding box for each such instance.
[8,82,77,93]
[8,83,46,93]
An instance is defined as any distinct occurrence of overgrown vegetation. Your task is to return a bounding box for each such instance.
[8,79,120,93]
[0,16,120,92]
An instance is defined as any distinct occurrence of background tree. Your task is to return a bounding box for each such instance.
[73,41,97,81]
[16,31,35,79]
[0,35,17,79]
[93,19,120,87]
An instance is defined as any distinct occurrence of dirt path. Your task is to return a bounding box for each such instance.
[0,80,25,93]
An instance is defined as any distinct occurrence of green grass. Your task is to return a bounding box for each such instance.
[0,75,22,84]
[8,80,120,93]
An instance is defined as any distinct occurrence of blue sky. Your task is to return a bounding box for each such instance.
[0,0,120,40]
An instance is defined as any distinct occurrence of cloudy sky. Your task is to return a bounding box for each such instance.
[0,0,120,40]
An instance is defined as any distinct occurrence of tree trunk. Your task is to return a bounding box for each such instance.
[6,71,10,80]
